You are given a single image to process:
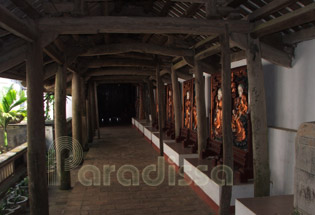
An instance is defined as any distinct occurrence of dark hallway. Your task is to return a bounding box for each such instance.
[97,84,137,126]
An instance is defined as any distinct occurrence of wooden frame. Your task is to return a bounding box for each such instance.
[182,79,194,129]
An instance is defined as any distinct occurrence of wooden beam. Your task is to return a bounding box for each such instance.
[252,3,315,38]
[0,5,37,41]
[283,27,315,44]
[248,0,296,21]
[230,33,292,68]
[171,68,182,139]
[10,0,41,19]
[72,72,83,146]
[185,3,202,17]
[246,35,270,197]
[160,0,174,16]
[0,28,10,37]
[81,42,194,57]
[39,16,250,35]
[195,43,221,60]
[0,42,27,73]
[43,2,74,13]
[93,82,100,139]
[44,45,65,64]
[85,58,160,69]
[85,68,155,77]
[193,35,218,49]
[156,63,164,156]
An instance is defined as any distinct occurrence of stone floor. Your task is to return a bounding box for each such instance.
[49,126,215,215]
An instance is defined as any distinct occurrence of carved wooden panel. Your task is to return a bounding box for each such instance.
[210,66,251,150]
[166,84,174,122]
[182,79,194,129]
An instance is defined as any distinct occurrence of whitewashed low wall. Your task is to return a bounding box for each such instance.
[152,132,160,149]
[144,126,152,141]
[184,159,254,206]
[132,118,135,125]
[164,142,198,167]
[235,200,255,215]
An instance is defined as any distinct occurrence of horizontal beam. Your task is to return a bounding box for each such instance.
[0,5,37,41]
[85,68,155,77]
[38,16,249,35]
[82,42,194,57]
[90,75,149,82]
[248,0,296,21]
[10,0,41,19]
[252,3,315,38]
[230,33,292,68]
[283,27,315,44]
[195,43,221,60]
[86,58,157,68]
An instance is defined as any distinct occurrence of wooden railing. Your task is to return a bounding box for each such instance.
[0,143,27,197]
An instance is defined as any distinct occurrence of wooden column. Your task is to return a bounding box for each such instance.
[171,67,182,139]
[26,39,49,215]
[148,80,156,124]
[80,78,88,150]
[246,35,270,197]
[156,63,164,156]
[72,72,83,147]
[139,84,145,120]
[54,65,71,190]
[88,81,95,141]
[219,25,233,215]
[194,60,207,159]
[94,82,100,139]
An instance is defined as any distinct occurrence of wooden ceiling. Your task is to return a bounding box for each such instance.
[0,0,314,89]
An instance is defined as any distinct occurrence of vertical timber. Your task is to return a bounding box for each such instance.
[148,80,156,124]
[171,67,182,139]
[54,65,71,190]
[194,60,207,159]
[156,63,164,156]
[26,39,49,215]
[80,78,88,150]
[94,82,101,139]
[219,25,233,215]
[72,72,83,147]
[246,35,270,197]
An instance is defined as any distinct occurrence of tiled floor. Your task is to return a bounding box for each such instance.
[49,126,215,215]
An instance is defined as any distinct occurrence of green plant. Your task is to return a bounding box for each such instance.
[44,93,54,120]
[292,208,302,215]
[0,85,27,151]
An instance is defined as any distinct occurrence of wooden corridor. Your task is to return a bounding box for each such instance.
[48,126,214,215]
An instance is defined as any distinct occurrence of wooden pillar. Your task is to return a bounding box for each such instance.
[246,35,270,197]
[88,82,95,141]
[54,65,71,190]
[156,63,164,156]
[139,85,145,120]
[148,80,156,124]
[81,78,88,150]
[171,67,182,139]
[219,25,233,215]
[194,61,207,159]
[26,39,49,215]
[72,72,83,147]
[94,82,100,139]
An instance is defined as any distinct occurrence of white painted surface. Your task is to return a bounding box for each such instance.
[152,132,160,149]
[144,126,152,141]
[235,199,256,215]
[268,128,296,196]
[138,123,144,134]
[164,142,199,167]
[132,118,135,125]
[184,159,254,206]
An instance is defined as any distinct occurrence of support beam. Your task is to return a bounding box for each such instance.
[252,3,315,38]
[219,25,233,215]
[0,42,27,73]
[82,43,194,57]
[72,72,83,148]
[94,82,100,139]
[246,35,270,197]
[85,68,155,77]
[39,16,250,35]
[195,44,221,60]
[156,63,164,156]
[26,39,49,215]
[0,5,37,41]
[230,33,292,68]
[86,58,158,68]
[248,0,297,21]
[283,26,315,44]
[194,60,207,159]
[10,0,41,19]
[171,68,182,139]
[54,65,71,190]
[205,0,218,18]
[147,79,157,124]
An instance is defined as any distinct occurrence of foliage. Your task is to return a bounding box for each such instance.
[0,85,27,150]
[44,93,54,120]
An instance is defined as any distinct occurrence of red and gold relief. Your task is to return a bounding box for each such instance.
[166,84,174,122]
[210,66,250,150]
[182,79,194,129]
